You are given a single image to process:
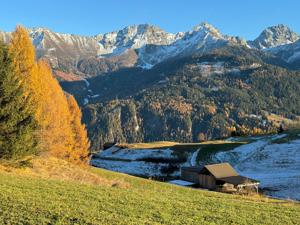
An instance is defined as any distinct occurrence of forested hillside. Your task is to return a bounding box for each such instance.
[62,47,300,149]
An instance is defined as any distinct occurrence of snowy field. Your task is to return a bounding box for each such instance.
[98,146,176,161]
[92,134,300,200]
[92,159,173,177]
[214,134,300,200]
[91,146,192,177]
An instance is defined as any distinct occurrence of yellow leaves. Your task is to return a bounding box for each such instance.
[36,61,90,164]
[9,26,37,90]
[35,60,75,156]
[8,25,90,164]
[205,104,217,115]
[67,95,90,164]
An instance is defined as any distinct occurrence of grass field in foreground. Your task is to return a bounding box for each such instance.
[0,157,299,225]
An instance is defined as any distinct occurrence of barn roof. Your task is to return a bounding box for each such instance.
[218,176,259,185]
[202,163,239,179]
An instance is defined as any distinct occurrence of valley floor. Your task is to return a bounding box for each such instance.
[0,157,299,225]
[91,133,300,201]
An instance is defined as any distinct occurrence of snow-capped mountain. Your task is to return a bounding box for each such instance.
[1,22,300,77]
[95,24,179,56]
[29,27,100,70]
[0,23,249,71]
[248,25,300,67]
[95,22,248,68]
[249,24,299,49]
[1,27,100,73]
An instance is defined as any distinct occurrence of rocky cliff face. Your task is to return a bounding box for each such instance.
[249,24,299,49]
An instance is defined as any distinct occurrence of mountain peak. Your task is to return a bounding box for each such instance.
[252,24,299,49]
[95,23,177,56]
[29,27,50,32]
[192,22,221,36]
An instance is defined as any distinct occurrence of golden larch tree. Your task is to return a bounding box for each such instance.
[9,25,39,100]
[36,60,75,159]
[8,25,90,164]
[67,94,90,164]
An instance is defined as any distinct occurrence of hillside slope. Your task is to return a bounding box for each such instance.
[62,48,300,149]
[91,133,300,201]
[0,158,299,225]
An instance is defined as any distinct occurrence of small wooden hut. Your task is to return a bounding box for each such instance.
[181,166,203,183]
[181,163,259,193]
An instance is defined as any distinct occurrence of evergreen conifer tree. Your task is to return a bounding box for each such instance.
[0,42,37,159]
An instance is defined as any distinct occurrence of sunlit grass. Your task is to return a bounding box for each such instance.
[0,156,128,188]
[0,156,299,224]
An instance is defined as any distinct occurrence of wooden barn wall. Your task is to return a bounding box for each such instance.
[199,174,216,189]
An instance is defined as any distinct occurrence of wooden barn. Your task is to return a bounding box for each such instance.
[181,163,259,193]
[181,166,203,183]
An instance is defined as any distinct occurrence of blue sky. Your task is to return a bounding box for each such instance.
[1,0,299,39]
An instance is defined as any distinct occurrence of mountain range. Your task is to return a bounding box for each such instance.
[1,22,300,79]
[1,22,300,149]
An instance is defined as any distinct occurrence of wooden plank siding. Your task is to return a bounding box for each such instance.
[199,174,216,189]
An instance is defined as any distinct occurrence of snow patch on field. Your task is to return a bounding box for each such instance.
[168,180,195,186]
[98,147,175,161]
[92,145,195,177]
[190,149,200,166]
[91,134,299,200]
[91,159,171,177]
[214,134,300,200]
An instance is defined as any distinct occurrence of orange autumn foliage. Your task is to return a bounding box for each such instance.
[67,95,90,163]
[9,25,39,107]
[9,25,90,164]
[36,61,74,157]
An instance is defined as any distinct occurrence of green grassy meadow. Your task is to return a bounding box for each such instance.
[0,163,299,225]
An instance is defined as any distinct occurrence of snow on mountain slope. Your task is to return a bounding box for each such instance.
[1,23,299,75]
[30,28,100,69]
[249,24,299,49]
[267,39,300,64]
[0,22,249,70]
[97,22,249,68]
[214,134,300,200]
[95,24,178,57]
[0,28,99,72]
